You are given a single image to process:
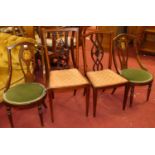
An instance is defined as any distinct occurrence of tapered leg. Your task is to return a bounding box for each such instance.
[38,104,44,127]
[93,88,98,117]
[48,90,54,122]
[85,86,90,116]
[146,82,152,101]
[83,88,86,96]
[51,91,55,99]
[111,88,117,94]
[73,89,77,96]
[43,99,47,109]
[130,86,134,107]
[123,84,129,110]
[6,106,14,128]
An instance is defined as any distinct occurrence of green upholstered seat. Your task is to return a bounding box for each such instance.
[3,83,46,106]
[121,68,153,83]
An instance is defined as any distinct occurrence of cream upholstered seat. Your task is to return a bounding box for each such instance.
[41,27,90,122]
[82,31,129,117]
[49,68,89,89]
[87,69,128,88]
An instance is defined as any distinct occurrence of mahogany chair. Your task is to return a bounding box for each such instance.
[82,30,129,117]
[41,27,90,122]
[112,33,153,107]
[3,42,47,127]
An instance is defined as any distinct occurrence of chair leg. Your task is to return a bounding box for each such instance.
[130,86,134,107]
[111,88,117,94]
[43,100,47,109]
[6,106,14,128]
[123,84,129,110]
[93,88,98,117]
[85,86,90,116]
[83,88,86,96]
[38,104,44,127]
[48,91,54,122]
[51,91,55,99]
[73,89,77,96]
[146,82,152,101]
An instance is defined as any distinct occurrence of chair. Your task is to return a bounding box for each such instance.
[82,30,129,117]
[41,27,90,122]
[3,42,47,127]
[112,33,153,107]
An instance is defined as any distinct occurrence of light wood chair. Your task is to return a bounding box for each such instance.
[41,27,90,122]
[82,30,129,117]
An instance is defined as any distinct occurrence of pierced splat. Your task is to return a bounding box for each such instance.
[18,43,35,82]
[90,33,104,71]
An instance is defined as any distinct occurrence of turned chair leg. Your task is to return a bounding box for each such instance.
[123,84,129,110]
[38,104,44,127]
[85,86,90,116]
[93,88,98,117]
[48,90,54,122]
[6,106,14,128]
[146,82,152,101]
[130,86,134,107]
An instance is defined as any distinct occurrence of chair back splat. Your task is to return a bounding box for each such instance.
[112,33,147,74]
[41,27,79,72]
[82,30,114,74]
[6,42,36,90]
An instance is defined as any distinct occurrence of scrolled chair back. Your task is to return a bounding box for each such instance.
[5,42,36,91]
[112,33,146,74]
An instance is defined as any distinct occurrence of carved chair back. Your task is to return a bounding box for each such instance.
[41,27,79,74]
[6,42,36,91]
[112,33,147,74]
[82,30,114,74]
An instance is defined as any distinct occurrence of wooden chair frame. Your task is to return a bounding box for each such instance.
[41,27,90,122]
[112,33,153,107]
[3,42,47,127]
[82,30,129,117]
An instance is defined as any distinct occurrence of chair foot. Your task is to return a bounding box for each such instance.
[146,82,152,101]
[85,86,90,116]
[6,106,14,128]
[129,86,134,107]
[93,89,98,117]
[48,91,54,122]
[38,104,44,127]
[123,84,129,110]
[111,88,117,94]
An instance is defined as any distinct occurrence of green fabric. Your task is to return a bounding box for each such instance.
[121,68,153,83]
[3,83,46,105]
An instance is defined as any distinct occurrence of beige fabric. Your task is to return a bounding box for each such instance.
[49,68,89,89]
[0,68,25,104]
[87,69,128,88]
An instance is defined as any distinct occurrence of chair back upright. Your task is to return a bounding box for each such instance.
[82,30,114,74]
[5,42,36,91]
[112,33,147,74]
[41,27,79,79]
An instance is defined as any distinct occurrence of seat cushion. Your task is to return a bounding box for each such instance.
[3,83,46,105]
[0,68,25,104]
[121,68,153,83]
[87,69,128,88]
[49,68,89,89]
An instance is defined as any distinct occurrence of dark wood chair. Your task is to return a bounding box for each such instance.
[41,27,90,122]
[112,33,153,107]
[82,30,129,117]
[3,42,47,127]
